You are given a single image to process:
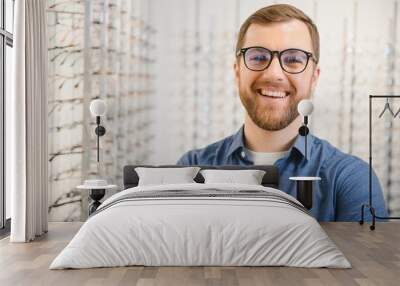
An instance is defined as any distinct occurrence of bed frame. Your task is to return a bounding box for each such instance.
[123,165,279,189]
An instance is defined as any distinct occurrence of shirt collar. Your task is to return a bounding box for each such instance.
[226,126,246,157]
[227,125,314,161]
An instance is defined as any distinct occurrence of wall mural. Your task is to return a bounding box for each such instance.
[47,0,400,221]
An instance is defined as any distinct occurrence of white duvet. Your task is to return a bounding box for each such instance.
[50,183,351,269]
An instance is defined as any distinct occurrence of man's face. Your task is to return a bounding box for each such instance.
[234,20,320,131]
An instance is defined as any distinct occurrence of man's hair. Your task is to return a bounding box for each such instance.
[235,4,320,63]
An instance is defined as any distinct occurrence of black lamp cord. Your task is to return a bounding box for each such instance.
[304,116,308,161]
[96,116,100,162]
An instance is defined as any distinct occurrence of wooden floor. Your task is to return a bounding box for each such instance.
[0,222,399,286]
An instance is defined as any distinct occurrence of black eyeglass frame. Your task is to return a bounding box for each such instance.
[236,46,318,74]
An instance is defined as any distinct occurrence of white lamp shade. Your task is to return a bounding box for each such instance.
[90,99,107,116]
[297,99,314,116]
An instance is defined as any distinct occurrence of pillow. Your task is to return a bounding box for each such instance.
[200,169,266,185]
[135,167,201,186]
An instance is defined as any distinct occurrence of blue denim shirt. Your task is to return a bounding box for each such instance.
[177,126,388,221]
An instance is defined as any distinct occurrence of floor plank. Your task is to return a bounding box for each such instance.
[0,222,399,286]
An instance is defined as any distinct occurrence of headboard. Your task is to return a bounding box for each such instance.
[123,165,279,189]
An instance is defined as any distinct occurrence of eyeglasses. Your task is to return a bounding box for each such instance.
[236,46,318,74]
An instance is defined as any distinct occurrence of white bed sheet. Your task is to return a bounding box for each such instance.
[50,183,351,269]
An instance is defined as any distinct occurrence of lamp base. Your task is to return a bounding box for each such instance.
[296,180,313,210]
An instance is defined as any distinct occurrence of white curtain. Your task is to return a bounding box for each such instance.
[8,0,48,242]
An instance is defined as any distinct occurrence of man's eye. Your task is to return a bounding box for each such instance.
[285,56,303,64]
[250,55,268,62]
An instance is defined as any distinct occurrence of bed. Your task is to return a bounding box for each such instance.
[49,165,350,269]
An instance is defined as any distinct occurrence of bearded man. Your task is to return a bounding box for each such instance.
[177,4,387,221]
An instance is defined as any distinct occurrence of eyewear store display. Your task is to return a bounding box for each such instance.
[47,0,156,221]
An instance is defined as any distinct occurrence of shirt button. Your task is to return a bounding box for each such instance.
[241,151,246,158]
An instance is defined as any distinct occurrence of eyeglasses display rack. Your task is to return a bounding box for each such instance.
[47,0,156,221]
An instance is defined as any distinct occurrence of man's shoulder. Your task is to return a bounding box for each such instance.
[312,135,369,174]
[176,133,237,165]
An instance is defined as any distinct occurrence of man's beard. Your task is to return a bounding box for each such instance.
[239,91,302,131]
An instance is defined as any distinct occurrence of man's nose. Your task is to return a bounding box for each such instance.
[260,56,285,81]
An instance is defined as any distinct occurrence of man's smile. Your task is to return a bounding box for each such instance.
[256,88,290,99]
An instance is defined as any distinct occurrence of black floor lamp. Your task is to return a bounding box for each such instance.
[289,99,321,210]
[77,99,117,215]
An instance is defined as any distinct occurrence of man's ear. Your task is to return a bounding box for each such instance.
[233,59,240,86]
[310,65,320,93]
